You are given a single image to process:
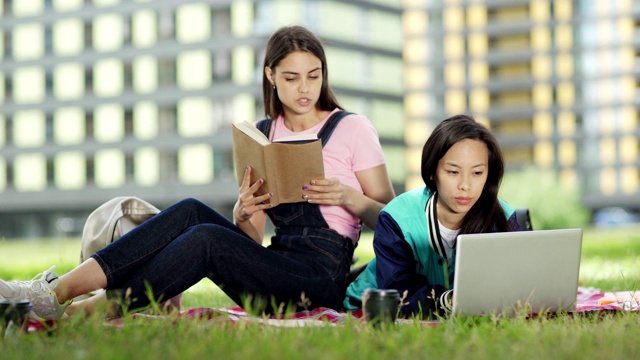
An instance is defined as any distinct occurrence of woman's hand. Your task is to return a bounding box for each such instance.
[234,167,273,224]
[233,167,271,244]
[302,165,395,230]
[301,178,350,206]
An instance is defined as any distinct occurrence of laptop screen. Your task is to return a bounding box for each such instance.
[451,228,583,317]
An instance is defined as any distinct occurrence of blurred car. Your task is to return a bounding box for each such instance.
[593,207,640,227]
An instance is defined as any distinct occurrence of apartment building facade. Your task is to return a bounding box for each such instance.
[0,0,405,238]
[403,0,639,210]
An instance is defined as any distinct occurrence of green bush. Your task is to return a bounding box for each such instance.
[499,166,591,230]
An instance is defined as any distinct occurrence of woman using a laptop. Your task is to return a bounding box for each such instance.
[344,114,521,318]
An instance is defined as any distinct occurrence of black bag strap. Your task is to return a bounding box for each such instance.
[255,111,352,148]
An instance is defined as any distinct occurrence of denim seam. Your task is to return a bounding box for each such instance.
[100,241,170,288]
[91,253,113,287]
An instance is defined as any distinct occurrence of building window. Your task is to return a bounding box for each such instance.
[46,113,54,142]
[178,144,213,184]
[212,50,231,81]
[47,158,54,184]
[124,60,133,90]
[84,66,93,95]
[85,111,94,140]
[159,9,174,40]
[44,25,53,53]
[132,9,158,47]
[211,7,231,36]
[158,106,176,135]
[6,161,14,190]
[4,74,11,101]
[125,153,134,182]
[124,107,133,136]
[158,58,175,87]
[84,21,92,48]
[93,13,123,52]
[86,156,94,184]
[177,50,212,90]
[133,56,158,93]
[176,3,210,43]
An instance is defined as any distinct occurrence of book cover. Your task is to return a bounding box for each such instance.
[231,121,325,206]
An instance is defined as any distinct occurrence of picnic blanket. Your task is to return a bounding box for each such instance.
[575,287,640,312]
[16,287,640,334]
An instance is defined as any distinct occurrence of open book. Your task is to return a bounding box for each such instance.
[231,120,324,206]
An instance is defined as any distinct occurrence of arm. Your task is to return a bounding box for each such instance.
[374,212,447,318]
[297,114,395,228]
[232,166,273,245]
[352,164,396,229]
[303,164,395,230]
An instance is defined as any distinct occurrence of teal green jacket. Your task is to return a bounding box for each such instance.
[344,187,517,314]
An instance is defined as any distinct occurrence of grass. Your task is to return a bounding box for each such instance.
[1,226,640,359]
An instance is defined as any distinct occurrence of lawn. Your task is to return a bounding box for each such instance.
[1,226,639,359]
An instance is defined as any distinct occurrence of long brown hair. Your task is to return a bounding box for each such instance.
[262,26,341,120]
[421,114,511,234]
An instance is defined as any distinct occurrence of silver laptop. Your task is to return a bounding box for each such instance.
[451,228,583,317]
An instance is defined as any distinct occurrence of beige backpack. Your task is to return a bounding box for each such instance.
[80,196,160,263]
[80,196,181,310]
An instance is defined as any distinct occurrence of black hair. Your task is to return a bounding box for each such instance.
[421,114,511,233]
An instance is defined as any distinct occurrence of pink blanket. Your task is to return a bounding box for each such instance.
[19,287,640,333]
[575,287,640,312]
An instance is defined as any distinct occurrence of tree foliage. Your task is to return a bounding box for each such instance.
[499,166,591,230]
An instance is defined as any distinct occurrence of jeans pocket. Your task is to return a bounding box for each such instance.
[305,234,351,282]
[271,203,305,224]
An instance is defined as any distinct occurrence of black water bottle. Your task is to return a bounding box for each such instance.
[0,300,33,338]
[362,288,400,328]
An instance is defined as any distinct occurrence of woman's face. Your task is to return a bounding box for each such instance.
[265,51,323,118]
[433,138,489,229]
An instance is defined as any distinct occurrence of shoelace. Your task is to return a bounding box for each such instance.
[10,266,56,288]
[34,266,56,282]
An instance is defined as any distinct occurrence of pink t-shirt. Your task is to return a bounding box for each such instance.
[267,109,386,244]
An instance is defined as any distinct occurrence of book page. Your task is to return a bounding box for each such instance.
[233,121,270,146]
[273,133,318,143]
[233,120,318,144]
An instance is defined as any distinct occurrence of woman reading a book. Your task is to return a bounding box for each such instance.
[0,25,395,319]
[343,114,521,318]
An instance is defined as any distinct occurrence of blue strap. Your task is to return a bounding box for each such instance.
[317,111,351,147]
[255,111,352,148]
[255,118,272,139]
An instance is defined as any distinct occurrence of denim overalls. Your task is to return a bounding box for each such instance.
[257,111,355,303]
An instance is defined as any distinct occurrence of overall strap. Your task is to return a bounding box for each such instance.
[256,119,272,139]
[255,111,352,148]
[317,111,352,147]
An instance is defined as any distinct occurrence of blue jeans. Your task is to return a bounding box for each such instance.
[92,198,354,313]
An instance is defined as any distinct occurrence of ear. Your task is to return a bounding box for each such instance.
[265,67,274,86]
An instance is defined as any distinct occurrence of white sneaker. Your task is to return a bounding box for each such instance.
[0,266,72,319]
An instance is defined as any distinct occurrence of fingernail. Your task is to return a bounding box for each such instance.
[307,199,312,203]
[302,185,308,190]
[269,204,273,208]
[269,192,273,197]
[259,179,264,184]
[310,181,315,185]
[302,194,308,199]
